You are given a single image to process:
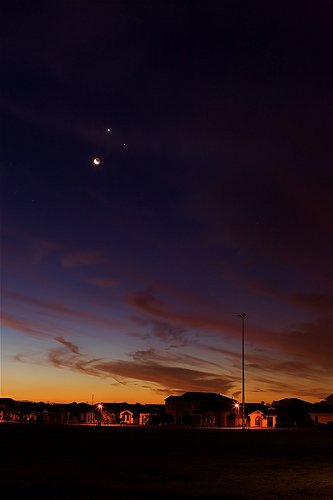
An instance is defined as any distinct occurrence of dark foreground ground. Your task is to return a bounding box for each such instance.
[1,424,333,499]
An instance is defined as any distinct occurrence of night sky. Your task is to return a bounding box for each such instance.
[1,1,332,404]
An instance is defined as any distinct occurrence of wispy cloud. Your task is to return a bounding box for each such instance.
[54,336,81,354]
[130,347,222,369]
[129,316,192,346]
[5,290,117,328]
[244,279,333,316]
[278,316,333,371]
[12,330,332,401]
[126,289,333,377]
[127,290,236,335]
[2,314,53,340]
[14,336,236,396]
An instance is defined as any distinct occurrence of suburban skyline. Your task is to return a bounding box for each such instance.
[1,1,332,405]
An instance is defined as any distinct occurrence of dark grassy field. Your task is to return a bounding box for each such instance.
[1,424,333,499]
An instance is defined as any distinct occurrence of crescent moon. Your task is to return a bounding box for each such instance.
[93,158,101,166]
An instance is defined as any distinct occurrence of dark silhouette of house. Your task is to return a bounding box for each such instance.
[28,401,96,424]
[0,399,96,424]
[3,394,332,428]
[271,398,313,428]
[165,392,236,427]
[309,394,333,427]
[0,398,166,426]
[0,398,20,421]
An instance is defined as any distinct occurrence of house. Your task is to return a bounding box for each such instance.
[98,403,130,424]
[0,399,98,425]
[137,404,166,425]
[271,398,313,428]
[309,394,333,427]
[66,402,96,425]
[37,402,96,424]
[0,398,21,421]
[247,409,277,428]
[120,409,134,424]
[98,403,139,425]
[99,402,165,425]
[0,398,39,422]
[165,392,236,427]
[234,403,278,428]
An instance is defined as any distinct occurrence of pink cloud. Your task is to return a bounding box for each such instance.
[5,290,117,328]
[54,336,81,354]
[126,290,237,335]
[13,336,235,395]
[2,314,52,340]
[278,316,333,371]
[126,289,333,383]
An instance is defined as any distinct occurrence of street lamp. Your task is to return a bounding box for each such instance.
[97,403,103,426]
[234,402,240,427]
[238,313,246,429]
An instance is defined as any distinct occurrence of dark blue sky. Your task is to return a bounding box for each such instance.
[1,0,332,404]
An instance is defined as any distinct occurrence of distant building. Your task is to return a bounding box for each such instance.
[165,392,236,427]
[0,399,97,425]
[100,402,165,425]
[309,394,333,426]
[271,398,313,428]
[247,409,277,428]
[235,403,278,428]
[120,409,134,424]
[3,394,331,429]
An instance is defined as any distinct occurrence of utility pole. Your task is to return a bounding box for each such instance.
[238,313,246,429]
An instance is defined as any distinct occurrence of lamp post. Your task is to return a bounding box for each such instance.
[97,403,103,426]
[234,402,240,427]
[238,313,246,429]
